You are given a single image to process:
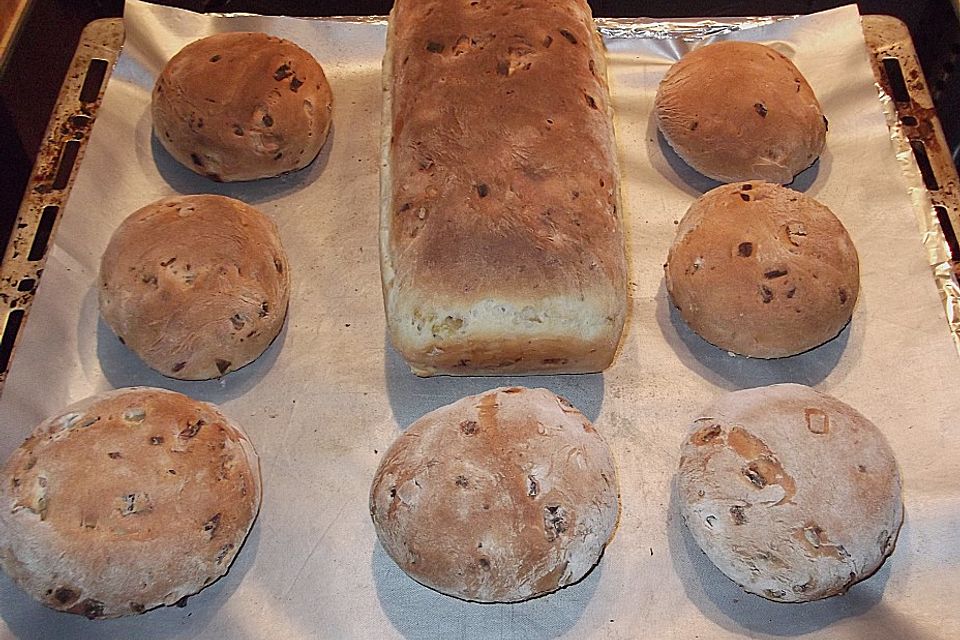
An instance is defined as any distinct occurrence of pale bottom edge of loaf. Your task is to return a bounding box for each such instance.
[386,300,624,376]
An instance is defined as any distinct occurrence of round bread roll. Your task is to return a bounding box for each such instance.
[369,387,619,602]
[655,41,826,184]
[0,387,261,619]
[99,194,290,380]
[152,32,333,182]
[665,181,859,358]
[677,384,902,602]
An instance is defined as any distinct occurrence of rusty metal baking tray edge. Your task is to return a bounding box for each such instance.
[862,15,960,356]
[0,18,124,393]
[1,14,957,397]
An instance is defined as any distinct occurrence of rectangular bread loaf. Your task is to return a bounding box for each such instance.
[380,0,627,376]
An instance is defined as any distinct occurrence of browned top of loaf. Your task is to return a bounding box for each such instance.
[387,0,624,303]
[655,41,826,184]
[98,194,290,380]
[665,182,859,358]
[0,388,260,619]
[152,31,332,182]
[678,384,902,602]
[369,387,619,602]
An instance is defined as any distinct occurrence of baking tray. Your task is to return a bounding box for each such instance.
[0,3,958,639]
[9,15,960,390]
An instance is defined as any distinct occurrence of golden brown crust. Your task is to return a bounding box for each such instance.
[98,194,290,380]
[369,387,619,602]
[152,32,333,182]
[655,41,826,184]
[380,0,627,376]
[0,388,261,619]
[665,182,859,358]
[678,384,902,602]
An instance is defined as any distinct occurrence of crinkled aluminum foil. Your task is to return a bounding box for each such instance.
[205,13,390,25]
[595,15,794,41]
[202,14,787,38]
[875,82,960,353]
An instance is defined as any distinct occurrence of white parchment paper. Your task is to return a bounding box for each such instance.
[0,2,958,638]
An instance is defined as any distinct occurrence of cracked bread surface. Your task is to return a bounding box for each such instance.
[0,387,261,618]
[678,384,902,602]
[370,387,619,602]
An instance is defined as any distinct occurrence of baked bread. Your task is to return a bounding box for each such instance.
[369,387,619,602]
[665,181,859,358]
[677,384,902,602]
[99,194,290,379]
[152,32,333,182]
[379,0,627,376]
[0,387,261,618]
[655,41,826,184]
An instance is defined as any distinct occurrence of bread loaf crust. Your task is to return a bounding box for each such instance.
[152,32,332,182]
[370,387,619,602]
[380,0,627,376]
[0,388,261,618]
[665,182,859,358]
[99,194,290,380]
[655,41,826,184]
[678,384,902,602]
